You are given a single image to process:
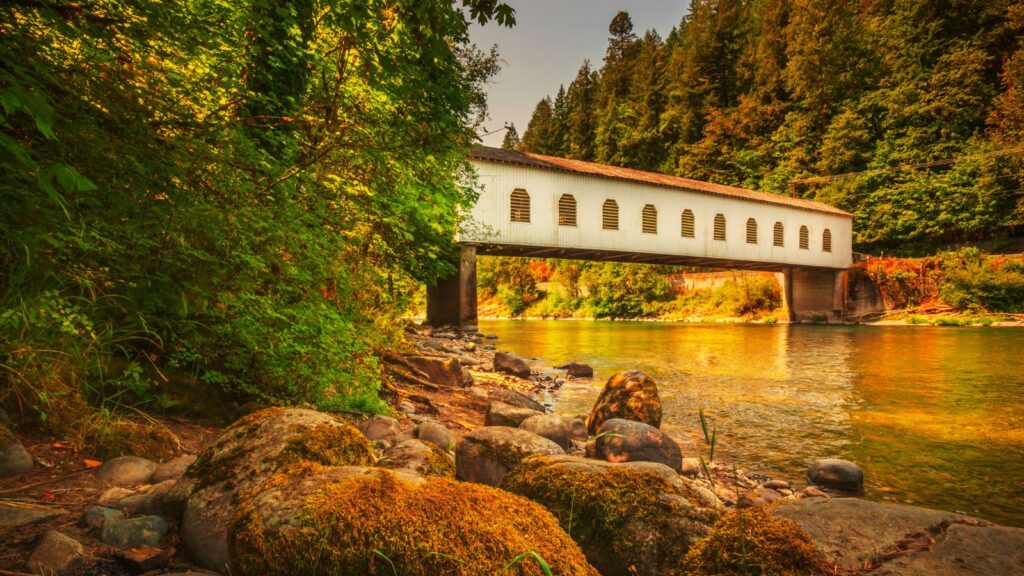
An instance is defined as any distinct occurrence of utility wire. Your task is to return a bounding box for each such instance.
[790,144,1024,185]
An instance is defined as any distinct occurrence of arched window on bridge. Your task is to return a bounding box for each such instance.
[773,222,784,247]
[681,209,695,238]
[746,218,758,244]
[510,189,530,223]
[642,204,658,234]
[713,214,726,241]
[799,225,809,249]
[558,194,577,227]
[822,228,832,252]
[602,199,619,230]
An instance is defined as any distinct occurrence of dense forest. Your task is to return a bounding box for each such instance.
[516,1,1024,253]
[0,0,512,437]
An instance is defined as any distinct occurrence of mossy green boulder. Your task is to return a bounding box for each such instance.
[230,462,598,576]
[502,454,721,576]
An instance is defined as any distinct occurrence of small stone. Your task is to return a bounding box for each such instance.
[0,423,33,477]
[519,414,573,450]
[356,416,402,443]
[413,421,453,452]
[96,455,157,487]
[26,531,85,575]
[151,455,196,484]
[80,506,124,529]
[485,401,542,428]
[556,361,594,378]
[493,351,532,378]
[98,486,136,506]
[397,400,417,415]
[488,388,546,412]
[101,515,168,548]
[763,479,790,490]
[803,486,829,498]
[807,458,864,492]
[378,439,454,477]
[115,546,174,572]
[680,457,701,477]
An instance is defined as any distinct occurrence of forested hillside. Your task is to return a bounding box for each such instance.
[518,1,1024,253]
[0,0,511,436]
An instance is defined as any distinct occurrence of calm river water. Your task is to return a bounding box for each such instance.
[478,320,1024,527]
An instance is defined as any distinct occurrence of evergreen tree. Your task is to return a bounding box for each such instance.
[521,97,559,154]
[566,61,600,160]
[501,123,520,150]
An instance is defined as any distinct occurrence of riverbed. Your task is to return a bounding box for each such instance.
[478,320,1024,527]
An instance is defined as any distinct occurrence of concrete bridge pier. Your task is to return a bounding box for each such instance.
[425,245,478,332]
[781,268,848,323]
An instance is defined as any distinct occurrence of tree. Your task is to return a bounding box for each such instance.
[566,61,600,160]
[501,123,520,149]
[521,97,559,154]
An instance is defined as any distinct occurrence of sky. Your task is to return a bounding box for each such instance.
[469,1,692,147]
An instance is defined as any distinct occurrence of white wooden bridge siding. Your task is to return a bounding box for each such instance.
[462,159,853,270]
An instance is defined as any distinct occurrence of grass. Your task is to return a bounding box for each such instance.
[500,551,553,576]
[906,315,997,326]
[699,408,717,489]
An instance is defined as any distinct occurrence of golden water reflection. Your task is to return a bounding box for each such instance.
[479,320,1024,527]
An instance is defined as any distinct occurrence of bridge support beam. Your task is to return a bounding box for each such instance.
[425,245,478,332]
[781,268,848,323]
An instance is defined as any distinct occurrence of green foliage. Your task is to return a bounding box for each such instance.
[0,0,512,424]
[937,249,1024,313]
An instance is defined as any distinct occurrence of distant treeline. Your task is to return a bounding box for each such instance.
[509,2,1024,254]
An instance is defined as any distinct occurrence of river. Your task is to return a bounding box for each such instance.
[478,320,1024,527]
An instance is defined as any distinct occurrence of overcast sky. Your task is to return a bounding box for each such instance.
[470,1,692,147]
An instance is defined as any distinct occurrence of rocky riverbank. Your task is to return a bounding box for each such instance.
[1,324,1022,575]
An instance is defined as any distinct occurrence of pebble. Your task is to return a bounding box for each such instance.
[763,479,790,490]
[680,457,702,477]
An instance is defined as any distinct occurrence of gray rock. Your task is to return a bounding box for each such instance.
[378,439,454,477]
[807,458,864,492]
[0,423,33,477]
[413,421,453,451]
[519,414,573,450]
[493,351,531,378]
[485,401,542,428]
[96,455,157,487]
[80,506,124,529]
[356,415,403,443]
[455,426,564,486]
[594,418,682,472]
[26,531,85,575]
[586,369,662,436]
[680,457,701,477]
[97,486,135,506]
[774,498,1024,576]
[556,361,594,378]
[101,515,168,548]
[151,454,197,484]
[407,355,471,387]
[488,388,546,413]
[115,479,177,514]
[0,503,64,529]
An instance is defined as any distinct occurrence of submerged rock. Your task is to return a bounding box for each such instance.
[502,454,720,576]
[807,458,864,492]
[0,424,33,477]
[455,426,564,486]
[229,463,597,576]
[557,361,594,378]
[586,370,662,436]
[485,401,542,427]
[594,418,681,472]
[493,351,532,378]
[179,408,373,573]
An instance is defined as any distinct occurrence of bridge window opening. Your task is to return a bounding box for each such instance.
[773,222,784,247]
[823,228,832,252]
[799,225,809,249]
[746,218,758,244]
[602,199,619,230]
[510,189,530,223]
[642,204,658,234]
[713,214,726,241]
[558,194,577,227]
[681,209,695,238]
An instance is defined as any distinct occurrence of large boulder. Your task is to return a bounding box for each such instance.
[455,426,564,486]
[489,388,546,412]
[586,370,662,435]
[0,424,32,477]
[774,498,1024,576]
[502,455,721,576]
[519,414,574,450]
[377,439,454,477]
[594,418,682,472]
[493,351,532,378]
[179,408,373,574]
[229,463,597,576]
[406,355,471,388]
[485,401,542,427]
[807,458,864,492]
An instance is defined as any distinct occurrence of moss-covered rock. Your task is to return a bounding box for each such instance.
[230,463,598,576]
[502,454,721,576]
[586,369,662,435]
[682,506,826,576]
[87,418,181,461]
[180,408,373,573]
